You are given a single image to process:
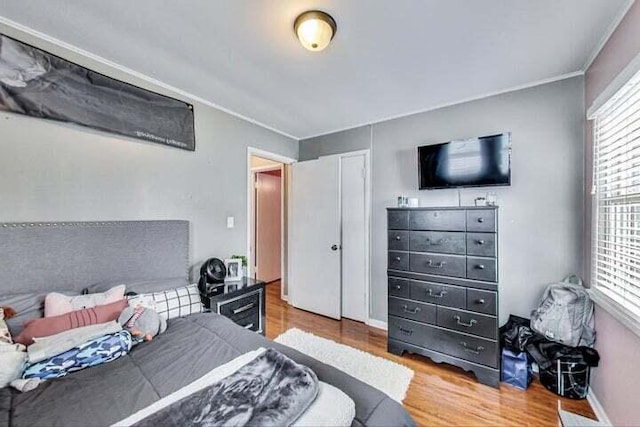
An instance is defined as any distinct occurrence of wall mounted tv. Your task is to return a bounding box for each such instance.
[418,133,511,190]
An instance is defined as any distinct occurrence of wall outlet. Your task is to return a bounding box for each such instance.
[227,216,234,228]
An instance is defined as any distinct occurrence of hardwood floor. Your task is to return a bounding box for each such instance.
[265,281,596,426]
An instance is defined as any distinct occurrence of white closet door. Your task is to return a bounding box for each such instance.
[341,154,367,322]
[289,156,341,319]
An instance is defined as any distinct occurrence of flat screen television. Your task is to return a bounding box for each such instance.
[418,133,511,190]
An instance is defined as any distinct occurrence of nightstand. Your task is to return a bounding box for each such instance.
[200,277,266,335]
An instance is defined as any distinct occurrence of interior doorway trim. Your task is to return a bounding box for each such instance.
[247,147,296,302]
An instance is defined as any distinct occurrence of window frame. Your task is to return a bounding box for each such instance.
[589,52,640,337]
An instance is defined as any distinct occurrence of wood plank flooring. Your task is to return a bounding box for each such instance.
[265,281,596,426]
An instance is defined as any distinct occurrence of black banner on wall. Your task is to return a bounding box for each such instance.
[0,34,195,151]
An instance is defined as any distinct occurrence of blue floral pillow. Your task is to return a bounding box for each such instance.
[23,330,132,380]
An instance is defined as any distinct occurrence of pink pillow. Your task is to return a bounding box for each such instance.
[45,285,126,317]
[15,299,128,346]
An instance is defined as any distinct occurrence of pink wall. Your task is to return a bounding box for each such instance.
[255,171,282,282]
[584,2,640,425]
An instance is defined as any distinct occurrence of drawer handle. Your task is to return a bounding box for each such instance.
[395,235,402,241]
[233,302,256,315]
[427,289,447,298]
[453,315,477,327]
[460,341,485,354]
[394,285,402,290]
[243,323,254,329]
[426,238,447,246]
[398,327,413,336]
[475,264,485,270]
[477,217,485,223]
[476,239,486,245]
[426,260,446,268]
[476,298,486,305]
[395,256,402,262]
[402,305,421,314]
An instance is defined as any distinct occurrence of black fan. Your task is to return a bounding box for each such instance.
[198,258,226,294]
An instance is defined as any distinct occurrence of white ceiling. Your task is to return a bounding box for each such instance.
[0,0,632,139]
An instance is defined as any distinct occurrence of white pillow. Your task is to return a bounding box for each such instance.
[0,343,26,388]
[45,285,126,317]
[128,284,203,321]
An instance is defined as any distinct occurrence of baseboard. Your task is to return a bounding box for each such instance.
[587,389,612,426]
[366,318,388,331]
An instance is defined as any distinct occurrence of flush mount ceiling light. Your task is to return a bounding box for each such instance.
[294,10,337,52]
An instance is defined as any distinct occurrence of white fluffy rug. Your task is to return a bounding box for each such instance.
[274,328,414,403]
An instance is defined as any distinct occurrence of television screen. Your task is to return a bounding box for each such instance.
[418,133,511,190]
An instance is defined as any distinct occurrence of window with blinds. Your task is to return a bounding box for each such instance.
[592,66,640,319]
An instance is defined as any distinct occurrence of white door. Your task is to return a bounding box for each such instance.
[341,154,367,322]
[289,156,341,319]
[255,170,282,282]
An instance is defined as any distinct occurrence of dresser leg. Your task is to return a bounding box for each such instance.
[473,369,501,389]
[388,340,406,356]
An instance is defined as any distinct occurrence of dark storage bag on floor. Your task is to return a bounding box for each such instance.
[526,340,600,399]
[501,348,532,390]
[500,315,535,352]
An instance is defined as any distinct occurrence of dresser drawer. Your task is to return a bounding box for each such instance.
[410,253,466,278]
[409,210,466,231]
[410,231,466,255]
[388,297,436,324]
[388,316,498,367]
[410,280,466,309]
[436,306,497,339]
[232,309,261,332]
[466,210,497,232]
[437,327,498,368]
[466,256,497,282]
[388,210,409,230]
[388,277,410,298]
[466,233,497,257]
[389,251,409,271]
[388,231,409,251]
[466,289,497,315]
[218,291,261,318]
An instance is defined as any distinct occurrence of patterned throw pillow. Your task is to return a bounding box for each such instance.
[23,330,132,380]
[128,284,203,321]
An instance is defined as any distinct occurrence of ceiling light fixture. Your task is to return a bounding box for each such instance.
[294,10,337,52]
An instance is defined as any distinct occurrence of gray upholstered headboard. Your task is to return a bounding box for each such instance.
[0,220,190,335]
[0,220,189,296]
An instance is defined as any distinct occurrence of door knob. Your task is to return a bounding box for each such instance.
[331,245,339,251]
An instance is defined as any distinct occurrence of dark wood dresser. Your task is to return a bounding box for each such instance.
[200,277,266,335]
[387,206,500,387]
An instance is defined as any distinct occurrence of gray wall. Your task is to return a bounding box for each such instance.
[299,126,371,161]
[301,77,585,323]
[0,28,298,281]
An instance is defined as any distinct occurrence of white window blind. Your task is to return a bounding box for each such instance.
[592,66,640,320]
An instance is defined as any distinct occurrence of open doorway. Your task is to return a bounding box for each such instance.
[247,148,294,303]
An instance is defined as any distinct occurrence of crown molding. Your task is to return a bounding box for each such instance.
[0,16,300,141]
[300,71,584,140]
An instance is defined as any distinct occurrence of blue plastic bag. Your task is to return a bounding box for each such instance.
[501,348,532,390]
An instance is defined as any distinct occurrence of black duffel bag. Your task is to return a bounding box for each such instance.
[500,315,535,352]
[526,339,600,399]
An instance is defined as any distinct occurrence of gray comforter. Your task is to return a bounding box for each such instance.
[0,313,415,427]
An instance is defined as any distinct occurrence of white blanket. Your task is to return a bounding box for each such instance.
[114,348,355,427]
[28,321,122,364]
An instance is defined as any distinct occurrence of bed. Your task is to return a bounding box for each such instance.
[0,221,415,427]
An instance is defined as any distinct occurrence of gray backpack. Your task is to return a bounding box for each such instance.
[530,275,595,347]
